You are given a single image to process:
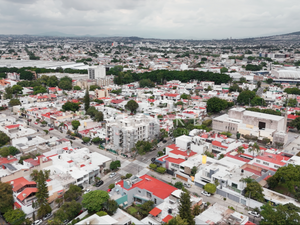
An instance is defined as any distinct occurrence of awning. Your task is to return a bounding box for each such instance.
[124,201,128,205]
[14,202,22,209]
[162,215,173,223]
[119,203,123,207]
[149,207,162,217]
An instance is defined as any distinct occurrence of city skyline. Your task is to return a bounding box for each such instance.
[0,0,299,39]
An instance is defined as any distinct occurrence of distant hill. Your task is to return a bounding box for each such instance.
[282,31,300,36]
[35,32,111,38]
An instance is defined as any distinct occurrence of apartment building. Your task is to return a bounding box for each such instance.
[106,114,160,154]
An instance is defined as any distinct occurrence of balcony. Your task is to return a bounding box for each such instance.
[226,185,241,194]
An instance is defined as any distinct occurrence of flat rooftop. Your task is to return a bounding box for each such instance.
[243,110,283,121]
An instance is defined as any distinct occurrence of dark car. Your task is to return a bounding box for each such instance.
[40,124,46,127]
[96,180,104,187]
[151,158,156,162]
[163,140,167,143]
[70,136,76,140]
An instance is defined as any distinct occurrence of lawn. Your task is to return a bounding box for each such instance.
[128,207,138,215]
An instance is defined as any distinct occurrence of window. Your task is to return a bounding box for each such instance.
[274,165,280,168]
[147,192,152,198]
[263,162,269,166]
[138,190,141,193]
[232,183,238,189]
[154,198,157,204]
[256,160,260,163]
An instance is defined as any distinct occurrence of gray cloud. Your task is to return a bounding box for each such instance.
[0,0,299,39]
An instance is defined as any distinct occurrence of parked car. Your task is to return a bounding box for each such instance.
[43,213,52,221]
[34,122,38,125]
[32,219,42,225]
[201,191,211,197]
[49,128,54,131]
[202,202,208,207]
[63,219,69,225]
[95,180,104,187]
[248,211,260,218]
[184,183,191,188]
[162,140,167,143]
[151,158,156,162]
[19,116,23,118]
[40,124,46,127]
[83,189,91,195]
[109,172,116,178]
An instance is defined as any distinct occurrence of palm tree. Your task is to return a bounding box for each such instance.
[239,176,255,184]
[237,146,244,156]
[248,142,260,158]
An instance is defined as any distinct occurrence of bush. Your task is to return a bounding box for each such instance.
[157,151,164,157]
[220,131,232,137]
[149,164,157,170]
[126,173,132,179]
[202,119,212,127]
[91,137,101,143]
[156,167,166,174]
[204,183,216,194]
[96,211,107,217]
[108,184,115,189]
[174,182,183,189]
[82,137,90,143]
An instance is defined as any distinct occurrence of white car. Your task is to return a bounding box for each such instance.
[201,191,211,197]
[32,219,42,225]
[109,172,116,178]
[248,211,260,218]
[184,183,191,188]
[202,202,208,207]
[83,189,91,194]
[43,213,52,220]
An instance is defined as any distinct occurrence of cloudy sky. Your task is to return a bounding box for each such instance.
[0,0,299,39]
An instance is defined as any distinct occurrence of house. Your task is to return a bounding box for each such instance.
[111,175,177,207]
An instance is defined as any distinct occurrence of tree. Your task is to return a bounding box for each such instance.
[125,100,139,114]
[0,182,13,214]
[260,203,300,225]
[12,85,23,95]
[204,183,216,194]
[9,99,21,106]
[73,86,81,90]
[240,176,255,184]
[139,79,155,88]
[248,142,260,158]
[110,160,121,170]
[33,86,47,95]
[291,117,300,131]
[167,215,189,225]
[192,205,201,217]
[237,146,244,156]
[47,76,59,87]
[108,184,115,189]
[220,67,228,74]
[134,140,153,155]
[71,120,80,133]
[207,97,230,113]
[43,130,49,135]
[0,131,10,147]
[191,166,198,176]
[31,170,51,218]
[94,111,104,122]
[91,137,101,143]
[4,209,26,225]
[0,146,20,157]
[58,77,72,90]
[64,184,82,202]
[229,84,242,93]
[84,88,90,112]
[244,181,264,202]
[266,78,273,84]
[257,81,261,88]
[138,201,154,217]
[82,137,90,143]
[178,192,194,225]
[89,85,100,91]
[62,102,80,112]
[288,98,297,107]
[180,93,191,99]
[4,86,13,99]
[237,90,256,105]
[174,182,183,189]
[86,106,97,117]
[104,199,118,215]
[54,201,82,222]
[82,190,109,213]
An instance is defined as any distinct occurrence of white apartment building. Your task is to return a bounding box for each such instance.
[106,114,160,154]
[88,65,106,80]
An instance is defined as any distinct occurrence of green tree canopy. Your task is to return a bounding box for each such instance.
[84,88,90,112]
[71,120,80,132]
[251,96,266,106]
[73,86,81,90]
[89,85,101,91]
[204,183,216,194]
[64,184,82,202]
[0,131,10,147]
[244,181,264,202]
[0,146,20,157]
[167,215,189,225]
[139,79,155,88]
[291,117,300,131]
[62,102,80,112]
[58,76,72,90]
[104,199,118,215]
[9,99,21,106]
[82,190,110,213]
[54,201,82,222]
[207,97,233,113]
[4,86,13,99]
[125,100,139,114]
[12,85,23,95]
[237,90,256,105]
[0,182,13,214]
[4,209,26,225]
[220,67,228,74]
[33,86,47,95]
[178,192,194,225]
[47,76,59,87]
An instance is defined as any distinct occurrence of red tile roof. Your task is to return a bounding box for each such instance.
[17,188,38,201]
[149,207,162,216]
[116,175,177,199]
[162,215,173,223]
[165,157,186,164]
[287,114,300,120]
[14,202,21,209]
[264,175,272,181]
[212,140,228,149]
[111,99,124,104]
[0,157,17,165]
[252,163,277,171]
[10,177,36,192]
[5,124,20,129]
[255,152,289,166]
[170,149,197,157]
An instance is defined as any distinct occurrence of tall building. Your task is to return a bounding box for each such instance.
[106,114,160,154]
[88,66,106,80]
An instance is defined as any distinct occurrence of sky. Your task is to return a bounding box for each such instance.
[0,0,299,39]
